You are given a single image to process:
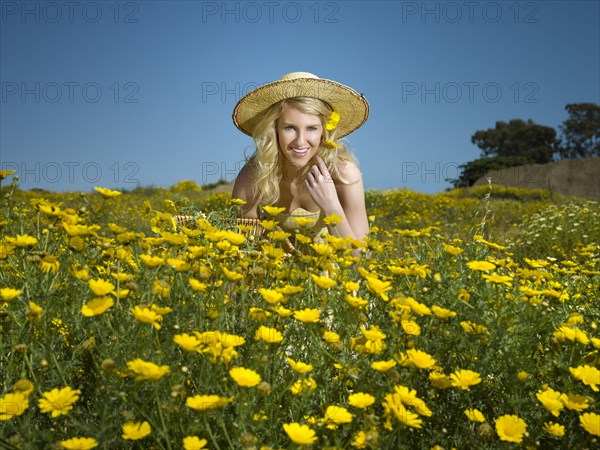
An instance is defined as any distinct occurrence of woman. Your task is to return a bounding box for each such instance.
[231,72,370,243]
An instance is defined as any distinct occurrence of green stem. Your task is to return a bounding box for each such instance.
[154,388,172,450]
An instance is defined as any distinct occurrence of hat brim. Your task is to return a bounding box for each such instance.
[232,77,369,139]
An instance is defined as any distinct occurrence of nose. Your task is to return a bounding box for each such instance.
[293,130,307,146]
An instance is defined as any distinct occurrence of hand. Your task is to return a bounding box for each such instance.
[305,156,342,214]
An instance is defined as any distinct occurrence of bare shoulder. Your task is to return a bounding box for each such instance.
[232,161,260,217]
[335,159,363,185]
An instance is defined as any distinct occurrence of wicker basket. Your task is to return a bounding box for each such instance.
[173,214,297,254]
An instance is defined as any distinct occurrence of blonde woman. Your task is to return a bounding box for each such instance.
[231,72,370,243]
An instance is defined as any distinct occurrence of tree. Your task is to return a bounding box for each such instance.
[557,103,600,158]
[471,119,557,164]
[450,156,535,188]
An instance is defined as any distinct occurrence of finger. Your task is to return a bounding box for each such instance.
[315,156,328,173]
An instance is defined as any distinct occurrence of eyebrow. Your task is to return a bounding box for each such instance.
[281,122,321,127]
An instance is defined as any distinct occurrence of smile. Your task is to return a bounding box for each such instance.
[290,147,309,156]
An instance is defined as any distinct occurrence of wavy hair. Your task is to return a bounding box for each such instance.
[245,97,358,207]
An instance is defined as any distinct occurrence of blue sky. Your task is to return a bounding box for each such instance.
[1,0,599,194]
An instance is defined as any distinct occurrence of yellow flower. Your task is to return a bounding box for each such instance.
[293,308,321,323]
[12,379,34,397]
[325,110,341,130]
[152,279,171,298]
[344,281,360,292]
[221,266,244,281]
[371,360,397,372]
[429,371,452,389]
[39,254,60,273]
[290,377,317,396]
[173,333,202,352]
[167,257,190,271]
[365,276,392,301]
[431,305,456,319]
[60,437,99,449]
[151,304,172,316]
[131,306,163,330]
[293,217,316,227]
[5,234,38,247]
[346,295,369,309]
[450,369,482,390]
[323,330,340,343]
[126,358,170,381]
[183,436,208,450]
[262,205,286,216]
[73,267,89,280]
[255,326,284,344]
[81,297,114,317]
[88,279,115,296]
[383,399,422,429]
[122,421,151,440]
[517,371,529,381]
[0,169,16,180]
[458,288,470,301]
[283,423,318,445]
[139,254,165,267]
[94,186,122,197]
[62,223,100,237]
[324,405,353,424]
[495,415,527,443]
[276,284,304,295]
[406,349,437,369]
[311,274,336,289]
[482,273,513,287]
[285,357,313,374]
[259,219,278,230]
[323,213,343,226]
[442,242,463,256]
[186,394,233,411]
[0,392,29,421]
[351,430,368,449]
[230,197,247,205]
[570,365,600,391]
[229,367,261,387]
[544,422,565,437]
[561,393,589,411]
[323,139,339,149]
[464,408,486,422]
[536,388,566,417]
[188,278,208,292]
[348,392,375,409]
[310,243,334,255]
[0,287,22,302]
[580,412,600,436]
[39,386,80,418]
[258,287,284,304]
[460,321,489,335]
[466,260,496,271]
[268,230,292,241]
[274,305,293,317]
[401,320,421,336]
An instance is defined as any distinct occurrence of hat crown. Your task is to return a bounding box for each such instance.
[279,72,319,81]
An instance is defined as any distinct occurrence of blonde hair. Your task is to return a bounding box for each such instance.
[245,97,357,207]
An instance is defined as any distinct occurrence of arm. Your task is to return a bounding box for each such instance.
[232,162,261,218]
[305,156,369,243]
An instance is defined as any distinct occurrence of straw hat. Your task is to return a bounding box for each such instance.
[232,72,369,138]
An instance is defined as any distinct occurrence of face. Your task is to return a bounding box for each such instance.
[276,107,323,169]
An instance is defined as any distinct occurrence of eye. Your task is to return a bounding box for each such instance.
[284,126,294,130]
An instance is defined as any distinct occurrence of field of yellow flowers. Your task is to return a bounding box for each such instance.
[1,171,599,450]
